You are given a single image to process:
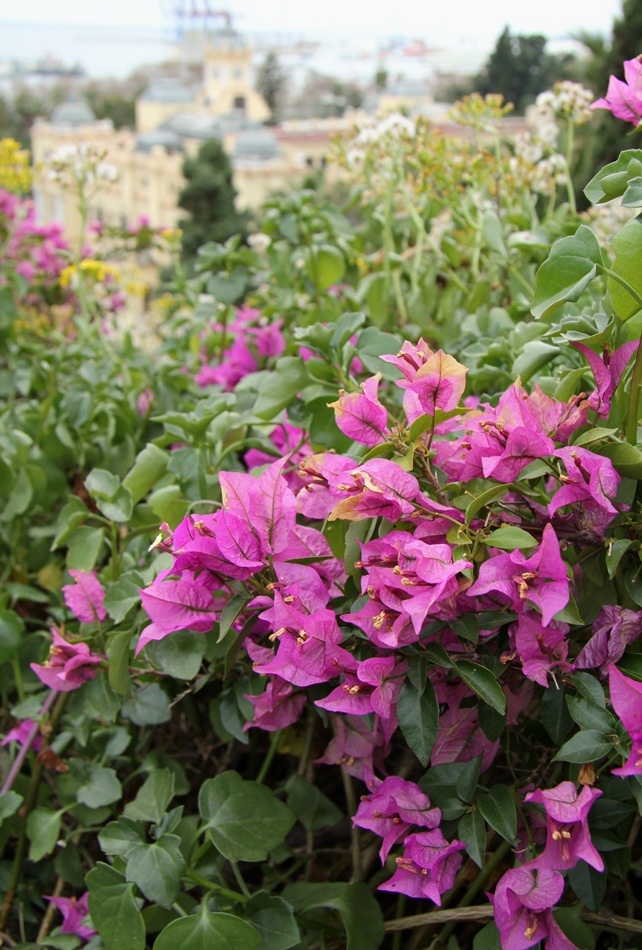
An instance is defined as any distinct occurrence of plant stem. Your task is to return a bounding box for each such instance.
[0,692,67,933]
[0,690,58,796]
[184,870,247,904]
[256,729,282,784]
[230,861,251,898]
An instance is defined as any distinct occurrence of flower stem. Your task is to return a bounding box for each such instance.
[0,692,67,933]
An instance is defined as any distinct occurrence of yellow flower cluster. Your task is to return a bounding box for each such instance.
[60,259,118,287]
[0,138,32,195]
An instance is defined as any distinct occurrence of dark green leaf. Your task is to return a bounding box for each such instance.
[477,786,517,845]
[397,678,438,767]
[124,769,175,825]
[283,881,384,950]
[458,809,486,868]
[554,730,613,764]
[0,610,23,664]
[87,863,146,950]
[125,835,186,909]
[122,684,171,727]
[0,791,22,825]
[146,630,206,680]
[245,892,301,950]
[285,775,343,831]
[76,766,122,808]
[199,771,295,862]
[26,807,64,861]
[154,906,260,950]
[455,661,506,714]
[567,860,606,911]
[541,685,573,744]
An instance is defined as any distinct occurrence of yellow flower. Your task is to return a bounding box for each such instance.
[0,138,32,195]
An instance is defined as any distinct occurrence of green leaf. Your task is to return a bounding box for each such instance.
[52,497,90,550]
[0,610,23,664]
[122,683,171,726]
[356,326,403,378]
[124,769,175,824]
[106,628,134,697]
[584,150,642,204]
[85,468,133,522]
[478,701,505,742]
[199,771,295,862]
[606,539,633,579]
[512,341,560,384]
[609,216,642,320]
[283,881,384,950]
[0,791,23,825]
[482,526,537,551]
[458,809,486,868]
[66,526,105,571]
[245,892,301,950]
[310,244,346,291]
[285,775,343,831]
[531,225,602,320]
[465,484,511,527]
[125,835,186,909]
[218,593,251,643]
[154,906,260,950]
[553,907,596,950]
[397,678,438,767]
[146,630,205,680]
[473,922,501,950]
[26,807,64,861]
[76,766,122,808]
[99,817,146,857]
[455,661,506,714]
[86,863,146,950]
[554,730,613,763]
[123,444,169,504]
[104,573,144,623]
[477,786,517,845]
[541,685,573,744]
[592,439,642,479]
[254,357,309,419]
[571,672,606,707]
[84,670,121,722]
[567,860,606,912]
[566,697,614,732]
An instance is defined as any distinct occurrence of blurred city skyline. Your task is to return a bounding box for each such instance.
[1,0,624,43]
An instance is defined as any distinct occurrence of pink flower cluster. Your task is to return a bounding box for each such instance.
[195,306,285,390]
[140,337,635,923]
[0,188,69,291]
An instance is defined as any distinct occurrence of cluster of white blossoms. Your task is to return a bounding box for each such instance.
[46,143,118,191]
[345,113,416,168]
[534,81,595,126]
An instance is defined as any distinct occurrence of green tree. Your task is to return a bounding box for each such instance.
[256,52,287,125]
[177,138,247,262]
[474,26,573,114]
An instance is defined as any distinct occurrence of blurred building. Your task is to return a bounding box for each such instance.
[31,23,350,242]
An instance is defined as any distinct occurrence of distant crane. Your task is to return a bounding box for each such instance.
[159,2,237,38]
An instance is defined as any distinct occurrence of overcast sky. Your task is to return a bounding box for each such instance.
[2,0,624,43]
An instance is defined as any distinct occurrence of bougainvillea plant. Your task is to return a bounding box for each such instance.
[4,67,642,950]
